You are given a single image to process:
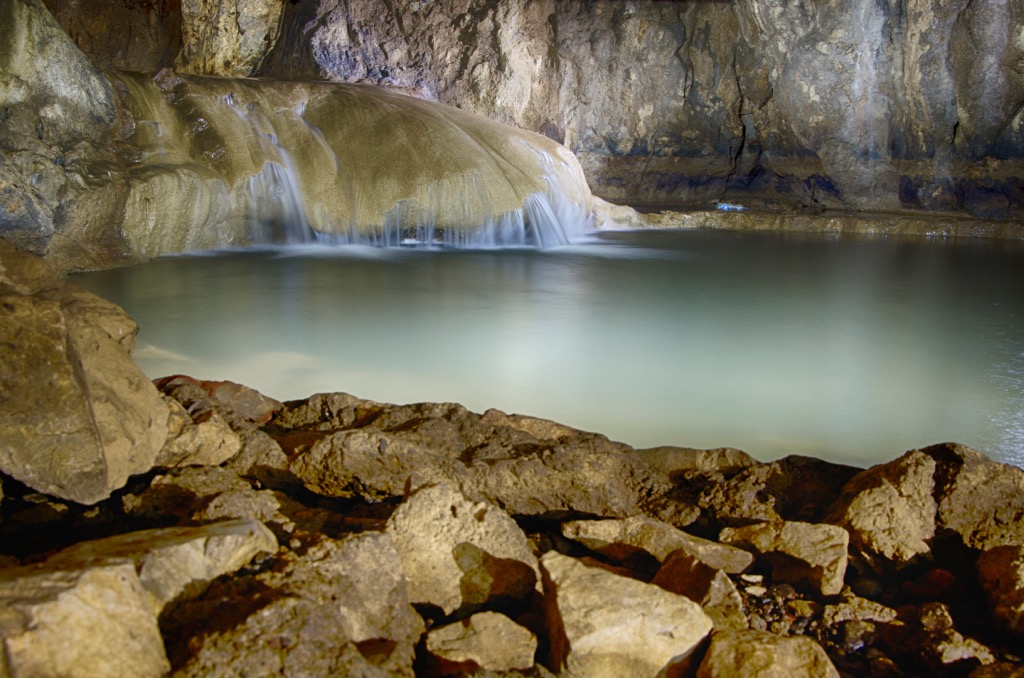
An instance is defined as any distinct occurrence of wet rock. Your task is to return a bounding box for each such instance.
[425,611,537,674]
[176,0,283,77]
[0,241,168,504]
[45,518,277,613]
[826,449,937,571]
[541,551,712,677]
[0,0,124,261]
[651,551,748,631]
[170,532,423,676]
[386,483,539,616]
[977,546,1024,638]
[720,520,849,596]
[561,515,753,574]
[695,629,839,678]
[0,561,170,677]
[928,444,1024,550]
[41,0,181,72]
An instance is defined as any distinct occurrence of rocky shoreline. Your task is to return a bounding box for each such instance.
[2,241,1024,676]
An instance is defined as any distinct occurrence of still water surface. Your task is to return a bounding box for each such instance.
[73,230,1024,469]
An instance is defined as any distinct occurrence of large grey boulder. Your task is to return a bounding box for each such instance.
[541,551,712,677]
[0,240,168,504]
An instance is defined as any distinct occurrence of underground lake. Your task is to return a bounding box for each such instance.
[72,227,1024,470]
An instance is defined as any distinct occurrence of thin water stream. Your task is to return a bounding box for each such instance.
[73,229,1024,469]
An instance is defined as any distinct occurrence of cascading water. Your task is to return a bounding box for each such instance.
[112,73,596,257]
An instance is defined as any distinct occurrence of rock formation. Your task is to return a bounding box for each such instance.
[38,0,1024,219]
[2,245,1024,675]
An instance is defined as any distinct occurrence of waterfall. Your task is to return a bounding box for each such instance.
[113,74,595,257]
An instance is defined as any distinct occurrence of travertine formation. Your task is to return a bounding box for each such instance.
[39,0,1024,217]
[1,243,1024,676]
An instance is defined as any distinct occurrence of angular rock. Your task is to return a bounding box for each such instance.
[652,551,747,631]
[719,520,849,596]
[976,546,1024,638]
[386,483,539,615]
[171,532,423,676]
[45,518,277,613]
[176,0,283,77]
[156,395,242,468]
[425,611,537,673]
[695,629,839,678]
[0,242,168,504]
[541,551,712,677]
[561,515,753,574]
[826,450,936,570]
[0,561,170,677]
[637,446,758,477]
[279,395,668,518]
[928,443,1024,550]
[698,456,860,527]
[822,592,898,626]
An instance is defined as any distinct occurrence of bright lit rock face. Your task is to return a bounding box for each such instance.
[44,0,1024,217]
[113,72,593,258]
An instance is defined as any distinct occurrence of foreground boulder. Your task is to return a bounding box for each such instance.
[541,551,713,676]
[386,483,540,616]
[0,561,170,677]
[424,611,537,673]
[0,240,168,504]
[696,629,839,677]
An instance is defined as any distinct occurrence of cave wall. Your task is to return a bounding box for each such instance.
[27,0,1024,215]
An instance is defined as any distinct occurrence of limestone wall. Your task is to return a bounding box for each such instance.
[43,0,1024,217]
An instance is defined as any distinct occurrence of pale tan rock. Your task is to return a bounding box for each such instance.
[562,515,753,573]
[652,550,747,631]
[638,446,758,476]
[176,0,282,76]
[425,611,537,672]
[821,592,898,626]
[826,450,936,570]
[696,629,839,677]
[977,546,1024,638]
[156,395,243,467]
[0,242,168,504]
[541,551,712,677]
[173,532,423,676]
[719,520,849,596]
[0,561,170,677]
[45,518,277,613]
[929,443,1024,550]
[386,483,539,615]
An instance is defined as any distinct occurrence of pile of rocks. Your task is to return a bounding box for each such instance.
[2,242,1024,676]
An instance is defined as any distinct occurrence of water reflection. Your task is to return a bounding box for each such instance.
[74,230,1024,469]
